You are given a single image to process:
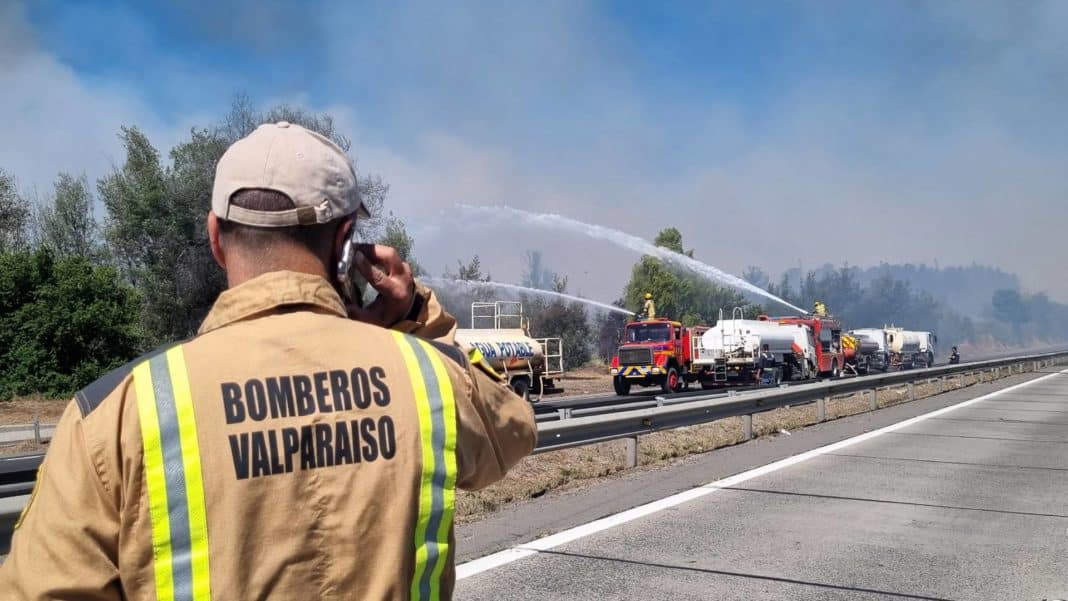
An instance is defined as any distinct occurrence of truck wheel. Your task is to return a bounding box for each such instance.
[662,367,682,393]
[613,377,631,396]
[511,377,530,400]
[831,360,840,379]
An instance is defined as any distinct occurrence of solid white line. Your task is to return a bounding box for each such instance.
[456,367,1068,580]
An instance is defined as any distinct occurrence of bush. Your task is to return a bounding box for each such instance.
[0,250,142,399]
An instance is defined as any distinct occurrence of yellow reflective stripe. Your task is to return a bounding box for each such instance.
[416,339,458,591]
[392,331,436,600]
[134,359,175,601]
[165,347,212,601]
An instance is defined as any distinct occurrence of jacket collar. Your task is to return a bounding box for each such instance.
[198,270,348,335]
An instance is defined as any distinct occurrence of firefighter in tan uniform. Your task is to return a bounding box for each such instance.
[0,122,536,600]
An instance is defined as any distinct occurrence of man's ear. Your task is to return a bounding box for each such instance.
[208,211,226,270]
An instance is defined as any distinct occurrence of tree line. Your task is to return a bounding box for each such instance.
[0,98,413,399]
[2,98,1063,399]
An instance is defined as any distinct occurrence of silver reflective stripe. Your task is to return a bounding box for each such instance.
[409,340,449,600]
[149,354,194,601]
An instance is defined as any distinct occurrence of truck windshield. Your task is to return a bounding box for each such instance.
[625,323,671,343]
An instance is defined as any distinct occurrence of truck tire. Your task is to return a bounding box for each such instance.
[613,376,631,396]
[662,367,682,394]
[831,360,840,379]
[511,377,530,400]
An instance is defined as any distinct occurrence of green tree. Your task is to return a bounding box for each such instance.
[622,228,754,326]
[36,172,100,258]
[438,255,494,327]
[0,249,141,399]
[519,251,592,369]
[0,168,29,252]
[378,213,423,276]
[98,97,389,345]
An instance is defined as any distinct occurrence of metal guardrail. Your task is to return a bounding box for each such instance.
[0,352,1066,501]
[534,351,1068,466]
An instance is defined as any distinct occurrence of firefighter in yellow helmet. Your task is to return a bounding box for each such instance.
[643,292,657,320]
[0,122,536,600]
[813,300,827,316]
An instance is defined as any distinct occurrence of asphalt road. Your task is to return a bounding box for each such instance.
[456,368,1068,600]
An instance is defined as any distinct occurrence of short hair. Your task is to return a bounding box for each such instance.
[218,189,340,258]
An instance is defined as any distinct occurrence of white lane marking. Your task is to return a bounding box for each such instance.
[457,368,1068,580]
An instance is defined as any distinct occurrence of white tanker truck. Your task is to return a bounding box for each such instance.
[884,326,937,369]
[453,301,564,400]
[848,328,891,373]
[692,309,818,385]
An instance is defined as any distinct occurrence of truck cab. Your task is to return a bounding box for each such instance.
[610,318,700,395]
[775,315,845,378]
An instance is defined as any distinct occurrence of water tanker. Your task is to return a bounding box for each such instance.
[454,301,563,400]
[691,309,818,384]
[848,328,890,373]
[454,329,546,372]
[884,327,936,369]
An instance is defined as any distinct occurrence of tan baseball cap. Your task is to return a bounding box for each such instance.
[212,121,370,226]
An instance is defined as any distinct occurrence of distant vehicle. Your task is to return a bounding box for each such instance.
[610,317,709,395]
[772,314,846,378]
[691,309,817,386]
[454,301,564,400]
[884,326,937,369]
[847,328,891,373]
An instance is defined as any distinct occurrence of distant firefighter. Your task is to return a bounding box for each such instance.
[643,293,657,320]
[813,300,827,316]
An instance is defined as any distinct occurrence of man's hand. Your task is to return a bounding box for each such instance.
[346,244,418,328]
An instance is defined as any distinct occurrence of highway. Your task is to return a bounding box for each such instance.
[456,368,1068,600]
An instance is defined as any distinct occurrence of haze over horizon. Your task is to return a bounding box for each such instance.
[2,1,1065,303]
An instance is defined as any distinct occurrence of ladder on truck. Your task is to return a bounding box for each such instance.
[471,301,525,330]
[712,307,749,383]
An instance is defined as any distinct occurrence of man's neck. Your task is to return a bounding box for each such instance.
[225,255,331,288]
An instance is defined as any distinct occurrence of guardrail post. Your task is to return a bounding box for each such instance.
[868,389,877,410]
[625,436,639,468]
[958,373,964,388]
[33,415,41,445]
[817,397,827,422]
[937,377,945,394]
[742,414,753,441]
[557,408,571,420]
[907,382,916,401]
[728,390,737,397]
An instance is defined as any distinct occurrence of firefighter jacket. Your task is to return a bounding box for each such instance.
[643,299,656,320]
[0,270,537,601]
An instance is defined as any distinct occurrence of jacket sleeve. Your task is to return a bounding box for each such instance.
[0,402,122,600]
[453,362,537,491]
[390,281,457,344]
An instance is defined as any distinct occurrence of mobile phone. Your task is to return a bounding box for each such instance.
[336,228,371,308]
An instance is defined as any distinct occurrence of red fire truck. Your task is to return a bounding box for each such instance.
[609,318,710,395]
[771,315,845,378]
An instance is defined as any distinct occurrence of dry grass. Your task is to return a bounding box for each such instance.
[0,441,49,455]
[457,365,1033,521]
[0,395,67,426]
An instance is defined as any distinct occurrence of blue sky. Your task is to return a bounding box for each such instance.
[3,1,1066,301]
